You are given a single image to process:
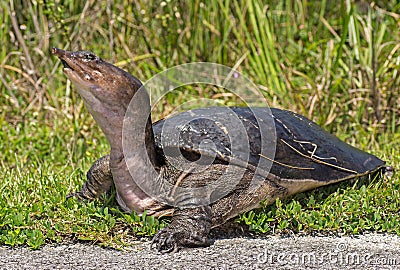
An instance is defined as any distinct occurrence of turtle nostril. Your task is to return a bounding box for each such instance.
[52,47,65,57]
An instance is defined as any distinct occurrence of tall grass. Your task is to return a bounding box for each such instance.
[1,1,399,128]
[0,0,399,248]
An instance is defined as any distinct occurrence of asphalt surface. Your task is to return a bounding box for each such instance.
[1,233,399,270]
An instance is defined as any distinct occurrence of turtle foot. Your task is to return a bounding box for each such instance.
[151,206,212,253]
[151,225,211,253]
[66,155,113,202]
[66,191,93,201]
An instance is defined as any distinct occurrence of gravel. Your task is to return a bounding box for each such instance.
[1,234,399,270]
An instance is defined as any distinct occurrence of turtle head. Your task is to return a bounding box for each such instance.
[52,47,148,148]
[52,47,142,110]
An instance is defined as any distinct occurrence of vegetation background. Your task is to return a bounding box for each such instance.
[0,0,399,249]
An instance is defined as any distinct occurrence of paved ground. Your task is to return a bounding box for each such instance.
[1,233,399,269]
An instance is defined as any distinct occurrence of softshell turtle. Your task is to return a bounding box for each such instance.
[52,48,386,253]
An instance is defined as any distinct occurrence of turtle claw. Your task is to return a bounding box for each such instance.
[66,192,78,200]
[65,191,93,201]
[151,227,180,253]
[150,206,212,253]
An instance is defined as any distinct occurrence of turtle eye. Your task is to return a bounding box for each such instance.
[82,52,96,61]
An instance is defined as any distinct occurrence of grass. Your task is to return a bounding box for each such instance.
[0,0,399,249]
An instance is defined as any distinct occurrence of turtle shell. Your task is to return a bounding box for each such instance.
[152,107,385,187]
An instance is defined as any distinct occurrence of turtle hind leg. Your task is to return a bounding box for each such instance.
[67,155,113,201]
[151,206,212,253]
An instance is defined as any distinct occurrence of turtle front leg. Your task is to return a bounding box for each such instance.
[151,206,212,253]
[67,155,113,200]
